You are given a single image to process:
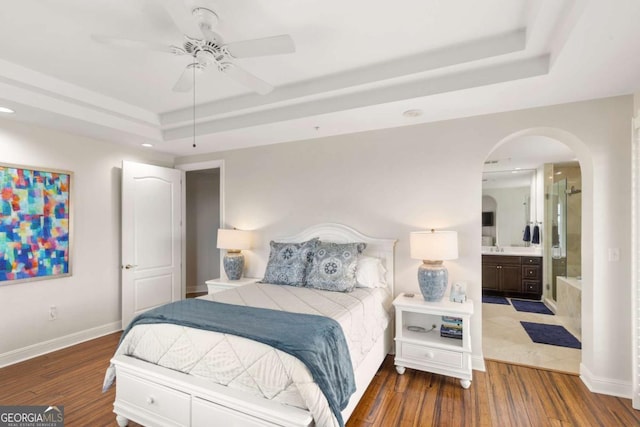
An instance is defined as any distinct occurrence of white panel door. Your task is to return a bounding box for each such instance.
[122,161,182,327]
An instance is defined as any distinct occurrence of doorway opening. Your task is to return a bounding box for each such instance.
[185,168,221,296]
[177,160,225,298]
[481,134,582,373]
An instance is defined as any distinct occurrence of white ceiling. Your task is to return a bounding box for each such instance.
[0,0,638,157]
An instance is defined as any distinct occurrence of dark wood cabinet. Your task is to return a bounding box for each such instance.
[482,255,542,299]
[481,263,500,291]
[522,280,541,294]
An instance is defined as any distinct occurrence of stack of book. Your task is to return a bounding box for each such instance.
[440,316,463,339]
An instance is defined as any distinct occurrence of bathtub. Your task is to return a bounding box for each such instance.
[556,276,582,336]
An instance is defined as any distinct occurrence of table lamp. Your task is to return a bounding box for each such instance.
[217,228,252,280]
[410,229,458,301]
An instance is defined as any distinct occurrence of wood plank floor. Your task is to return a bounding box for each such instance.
[0,332,638,426]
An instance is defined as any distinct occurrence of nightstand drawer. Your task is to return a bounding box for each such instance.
[401,342,464,369]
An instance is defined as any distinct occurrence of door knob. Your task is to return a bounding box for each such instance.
[123,264,138,270]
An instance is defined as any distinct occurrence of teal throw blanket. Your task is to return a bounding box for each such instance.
[120,299,355,427]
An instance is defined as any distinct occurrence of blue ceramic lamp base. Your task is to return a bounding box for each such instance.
[223,251,244,280]
[417,260,448,302]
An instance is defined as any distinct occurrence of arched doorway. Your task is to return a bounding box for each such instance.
[481,127,592,374]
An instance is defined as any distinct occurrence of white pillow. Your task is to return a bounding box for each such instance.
[356,256,388,288]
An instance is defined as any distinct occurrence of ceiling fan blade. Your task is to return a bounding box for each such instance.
[221,63,273,95]
[91,34,177,54]
[173,64,196,92]
[224,35,295,58]
[161,0,202,39]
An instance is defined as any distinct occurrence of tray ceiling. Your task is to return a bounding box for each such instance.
[0,0,638,156]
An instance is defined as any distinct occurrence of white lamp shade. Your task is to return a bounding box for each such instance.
[410,230,458,261]
[217,229,252,250]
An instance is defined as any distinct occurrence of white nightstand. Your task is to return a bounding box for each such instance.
[393,293,474,389]
[205,277,259,294]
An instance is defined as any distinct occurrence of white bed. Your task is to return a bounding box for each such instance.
[108,223,396,427]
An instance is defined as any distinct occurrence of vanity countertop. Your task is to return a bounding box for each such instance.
[482,246,543,257]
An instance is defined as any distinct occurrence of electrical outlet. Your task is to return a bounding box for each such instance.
[49,305,57,321]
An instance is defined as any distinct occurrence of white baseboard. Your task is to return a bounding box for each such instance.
[0,321,122,368]
[472,354,486,372]
[580,362,632,398]
[543,297,557,314]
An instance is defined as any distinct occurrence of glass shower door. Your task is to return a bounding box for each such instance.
[550,179,567,301]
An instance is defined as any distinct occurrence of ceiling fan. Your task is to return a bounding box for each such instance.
[92,1,295,95]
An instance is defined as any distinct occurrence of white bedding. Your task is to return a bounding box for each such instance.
[108,283,391,427]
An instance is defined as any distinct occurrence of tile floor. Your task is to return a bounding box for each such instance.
[482,299,581,374]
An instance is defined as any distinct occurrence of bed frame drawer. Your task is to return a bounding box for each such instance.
[193,397,279,427]
[116,372,190,426]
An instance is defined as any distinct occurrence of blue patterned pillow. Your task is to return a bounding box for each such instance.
[262,238,319,286]
[306,242,366,292]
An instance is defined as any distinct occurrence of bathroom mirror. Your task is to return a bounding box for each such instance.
[482,169,536,247]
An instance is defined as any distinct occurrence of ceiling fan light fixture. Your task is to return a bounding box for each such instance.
[196,50,217,66]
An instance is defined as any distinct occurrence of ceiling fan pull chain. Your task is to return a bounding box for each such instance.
[192,61,196,148]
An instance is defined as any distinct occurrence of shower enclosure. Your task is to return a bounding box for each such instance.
[548,178,567,301]
[544,163,582,303]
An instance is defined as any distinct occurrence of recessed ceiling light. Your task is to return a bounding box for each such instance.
[0,107,15,114]
[402,109,423,118]
[141,143,153,148]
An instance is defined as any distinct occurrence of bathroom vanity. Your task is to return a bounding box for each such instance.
[482,249,542,300]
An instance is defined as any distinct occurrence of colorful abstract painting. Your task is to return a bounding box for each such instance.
[0,164,71,284]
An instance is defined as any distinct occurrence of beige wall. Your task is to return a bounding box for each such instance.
[0,118,173,364]
[177,95,634,395]
[0,94,632,396]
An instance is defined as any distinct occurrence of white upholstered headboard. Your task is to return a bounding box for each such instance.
[276,223,397,296]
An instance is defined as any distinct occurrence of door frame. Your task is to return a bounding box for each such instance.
[632,110,640,409]
[175,160,225,296]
